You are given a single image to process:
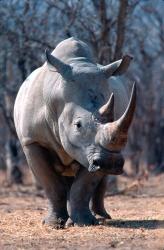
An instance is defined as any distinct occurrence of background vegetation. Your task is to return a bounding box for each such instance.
[0,0,163,184]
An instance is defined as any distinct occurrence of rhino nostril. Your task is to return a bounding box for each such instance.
[117,158,124,167]
[93,159,100,166]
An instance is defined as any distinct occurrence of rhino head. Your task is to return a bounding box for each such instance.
[45,50,136,175]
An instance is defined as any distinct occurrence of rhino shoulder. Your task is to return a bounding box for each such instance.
[14,67,48,144]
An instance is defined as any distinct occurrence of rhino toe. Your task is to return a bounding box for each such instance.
[65,217,74,228]
[42,213,67,229]
[94,210,112,219]
[69,212,99,227]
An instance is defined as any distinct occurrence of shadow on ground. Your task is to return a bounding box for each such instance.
[106,219,164,229]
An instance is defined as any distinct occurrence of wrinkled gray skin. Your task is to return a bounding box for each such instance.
[14,37,136,228]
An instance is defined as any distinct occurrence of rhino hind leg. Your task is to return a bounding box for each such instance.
[67,167,103,226]
[23,143,68,229]
[91,176,112,220]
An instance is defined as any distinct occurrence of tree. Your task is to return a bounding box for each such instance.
[0,0,163,185]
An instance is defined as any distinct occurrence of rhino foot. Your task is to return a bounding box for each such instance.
[91,209,112,225]
[66,212,99,227]
[42,213,68,229]
[93,209,112,220]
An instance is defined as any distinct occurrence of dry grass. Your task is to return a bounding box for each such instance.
[0,170,164,250]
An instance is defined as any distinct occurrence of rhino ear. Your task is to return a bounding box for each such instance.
[101,55,133,78]
[45,49,72,79]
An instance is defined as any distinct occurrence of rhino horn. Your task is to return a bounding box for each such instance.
[116,82,136,132]
[45,49,72,79]
[101,55,133,78]
[98,93,114,122]
[98,83,136,149]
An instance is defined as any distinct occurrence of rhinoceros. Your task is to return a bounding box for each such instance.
[14,37,136,228]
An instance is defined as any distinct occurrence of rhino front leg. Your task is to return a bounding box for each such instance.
[91,176,111,220]
[23,143,68,228]
[67,167,103,226]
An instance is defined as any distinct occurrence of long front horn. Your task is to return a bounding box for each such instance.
[97,83,136,150]
[116,82,136,132]
[45,49,72,79]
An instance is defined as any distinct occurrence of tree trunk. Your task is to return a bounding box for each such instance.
[5,137,23,185]
[113,0,128,60]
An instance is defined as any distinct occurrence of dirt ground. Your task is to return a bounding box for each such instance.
[0,169,164,250]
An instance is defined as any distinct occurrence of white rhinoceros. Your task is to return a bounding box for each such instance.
[14,37,136,228]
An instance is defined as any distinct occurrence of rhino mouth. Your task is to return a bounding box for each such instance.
[88,163,101,173]
[100,165,124,175]
[88,163,124,175]
[88,150,124,175]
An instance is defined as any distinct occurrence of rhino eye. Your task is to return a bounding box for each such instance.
[76,121,82,128]
[74,121,82,129]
